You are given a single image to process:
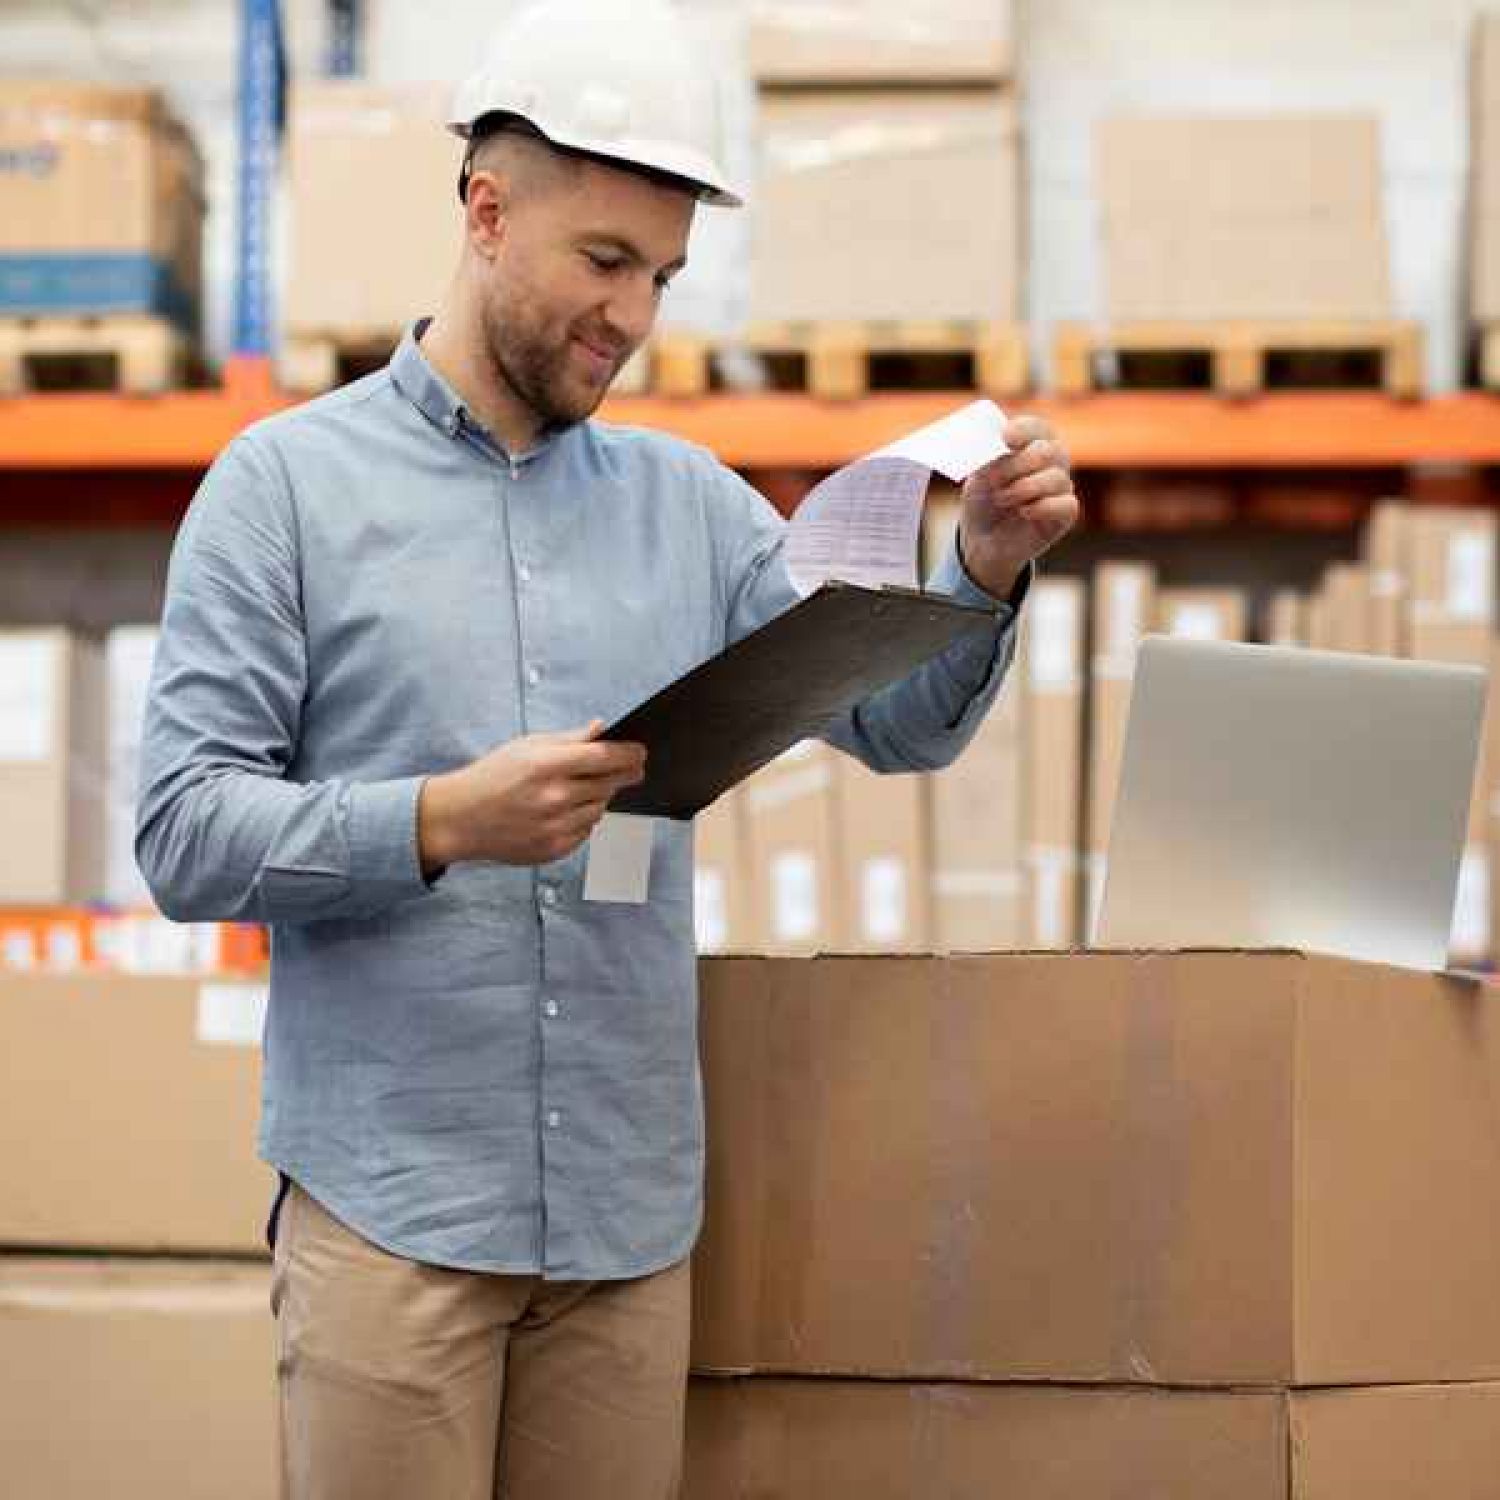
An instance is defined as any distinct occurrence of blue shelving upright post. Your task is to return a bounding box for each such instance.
[233,0,287,360]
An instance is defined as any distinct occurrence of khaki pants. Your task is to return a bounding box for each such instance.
[270,1182,691,1500]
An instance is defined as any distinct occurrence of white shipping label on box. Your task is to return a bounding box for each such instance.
[1167,604,1225,642]
[1107,575,1147,655]
[1446,535,1496,623]
[1450,847,1491,957]
[196,983,269,1048]
[861,857,908,943]
[694,868,729,953]
[771,851,819,941]
[0,636,58,762]
[583,813,654,904]
[1030,847,1074,947]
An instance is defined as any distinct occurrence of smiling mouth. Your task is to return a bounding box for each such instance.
[573,337,621,372]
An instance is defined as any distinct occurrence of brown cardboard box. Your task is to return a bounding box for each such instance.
[694,789,750,954]
[1157,587,1247,642]
[927,683,1026,951]
[693,952,1500,1384]
[1098,116,1389,321]
[1022,579,1085,947]
[0,1258,275,1500]
[1470,16,1500,320]
[284,81,461,337]
[748,0,1014,84]
[1363,499,1410,657]
[1086,563,1157,940]
[1318,563,1372,654]
[0,628,106,906]
[1265,589,1306,646]
[751,89,1021,324]
[0,81,203,323]
[742,742,841,954]
[833,758,930,953]
[684,1376,1500,1500]
[0,972,271,1253]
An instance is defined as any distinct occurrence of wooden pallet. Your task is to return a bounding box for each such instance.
[1052,320,1424,399]
[0,314,193,395]
[280,330,404,394]
[650,322,1030,400]
[1477,325,1500,391]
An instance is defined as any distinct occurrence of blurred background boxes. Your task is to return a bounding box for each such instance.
[0,1258,276,1500]
[747,0,1015,85]
[0,80,203,331]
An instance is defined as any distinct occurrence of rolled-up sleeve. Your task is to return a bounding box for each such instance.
[712,460,1026,774]
[135,434,434,925]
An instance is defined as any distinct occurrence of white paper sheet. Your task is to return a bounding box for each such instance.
[785,399,1010,597]
[583,813,655,904]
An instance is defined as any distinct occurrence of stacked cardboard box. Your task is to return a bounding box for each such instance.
[747,2,1021,333]
[0,81,204,333]
[0,969,275,1497]
[1470,15,1500,348]
[283,82,461,370]
[1097,115,1390,322]
[687,951,1500,1493]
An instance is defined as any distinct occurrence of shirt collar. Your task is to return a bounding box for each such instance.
[390,318,567,463]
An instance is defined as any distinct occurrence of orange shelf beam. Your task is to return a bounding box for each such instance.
[2,381,1500,473]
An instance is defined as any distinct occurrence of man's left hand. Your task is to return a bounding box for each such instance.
[958,415,1080,601]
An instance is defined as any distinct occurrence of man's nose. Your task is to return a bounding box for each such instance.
[604,275,659,348]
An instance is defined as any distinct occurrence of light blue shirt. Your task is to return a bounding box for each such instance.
[136,325,1025,1278]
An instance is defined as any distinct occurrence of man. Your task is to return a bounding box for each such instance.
[136,2,1078,1496]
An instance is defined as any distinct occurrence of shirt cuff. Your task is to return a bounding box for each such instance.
[347,775,435,905]
[930,535,1034,618]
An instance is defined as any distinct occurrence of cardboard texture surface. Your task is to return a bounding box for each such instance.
[0,972,270,1253]
[694,789,750,955]
[833,758,931,952]
[684,1377,1500,1500]
[751,89,1021,324]
[0,628,106,905]
[1098,115,1390,321]
[692,952,1500,1386]
[0,80,203,315]
[0,1258,276,1500]
[748,0,1014,83]
[285,81,461,334]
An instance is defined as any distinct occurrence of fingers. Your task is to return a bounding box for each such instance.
[990,435,1070,487]
[992,465,1075,510]
[549,736,648,781]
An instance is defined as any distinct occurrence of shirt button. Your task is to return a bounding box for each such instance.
[541,885,558,907]
[543,998,559,1018]
[518,563,533,584]
[546,1109,561,1130]
[526,665,542,687]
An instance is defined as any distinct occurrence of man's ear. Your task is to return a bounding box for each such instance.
[464,168,510,260]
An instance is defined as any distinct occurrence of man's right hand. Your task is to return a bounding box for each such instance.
[417,720,647,875]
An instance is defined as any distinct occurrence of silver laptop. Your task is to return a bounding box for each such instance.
[1096,636,1488,971]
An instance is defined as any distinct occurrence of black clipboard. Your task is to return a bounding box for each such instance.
[600,580,998,819]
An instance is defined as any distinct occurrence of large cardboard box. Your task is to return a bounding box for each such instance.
[751,89,1021,325]
[284,81,461,338]
[0,1258,276,1500]
[742,742,841,954]
[1309,563,1371,654]
[1470,15,1500,321]
[1098,116,1389,321]
[1156,586,1248,642]
[105,624,158,909]
[0,972,271,1253]
[0,81,203,325]
[1404,508,1496,963]
[693,952,1500,1385]
[833,758,930,952]
[748,0,1014,84]
[1265,588,1306,646]
[1022,579,1085,948]
[1085,562,1156,939]
[1363,499,1410,657]
[684,1376,1500,1500]
[0,628,106,905]
[694,789,750,954]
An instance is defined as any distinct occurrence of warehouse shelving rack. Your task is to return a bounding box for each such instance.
[2,0,1499,525]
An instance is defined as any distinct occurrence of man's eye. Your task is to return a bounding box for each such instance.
[585,251,624,273]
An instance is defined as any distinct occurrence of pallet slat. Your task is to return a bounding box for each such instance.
[0,315,190,396]
[1052,321,1424,399]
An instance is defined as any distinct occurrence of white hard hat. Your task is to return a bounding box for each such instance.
[448,0,743,208]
